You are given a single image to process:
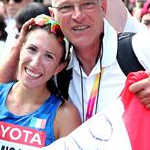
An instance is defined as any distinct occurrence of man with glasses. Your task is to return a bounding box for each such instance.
[3,0,33,19]
[3,0,33,33]
[48,0,150,121]
[1,0,33,64]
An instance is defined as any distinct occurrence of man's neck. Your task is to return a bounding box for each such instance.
[74,33,104,75]
[76,45,101,75]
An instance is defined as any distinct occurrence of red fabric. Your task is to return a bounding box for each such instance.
[120,71,150,150]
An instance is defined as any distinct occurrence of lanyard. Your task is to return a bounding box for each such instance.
[85,69,104,121]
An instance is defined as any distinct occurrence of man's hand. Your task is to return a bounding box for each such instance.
[129,71,150,108]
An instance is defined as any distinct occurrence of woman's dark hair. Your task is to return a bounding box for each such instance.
[15,2,50,32]
[0,14,7,41]
[46,78,64,102]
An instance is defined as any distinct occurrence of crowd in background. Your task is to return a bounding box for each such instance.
[0,0,149,62]
[1,0,150,60]
[123,0,150,29]
[0,0,52,63]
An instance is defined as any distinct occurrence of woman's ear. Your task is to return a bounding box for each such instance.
[54,62,68,75]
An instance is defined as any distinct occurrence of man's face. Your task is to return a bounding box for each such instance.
[50,0,107,48]
[4,0,33,18]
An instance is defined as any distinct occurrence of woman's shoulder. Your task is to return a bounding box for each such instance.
[58,100,81,119]
[55,100,81,137]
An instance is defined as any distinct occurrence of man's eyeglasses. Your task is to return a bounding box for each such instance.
[4,0,22,3]
[53,0,100,15]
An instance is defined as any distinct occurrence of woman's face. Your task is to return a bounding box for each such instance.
[18,29,65,89]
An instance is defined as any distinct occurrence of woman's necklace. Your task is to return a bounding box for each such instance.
[79,36,104,122]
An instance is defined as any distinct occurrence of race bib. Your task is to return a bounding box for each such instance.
[0,121,45,150]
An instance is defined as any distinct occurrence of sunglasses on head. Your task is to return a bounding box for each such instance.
[33,14,65,43]
[4,0,22,3]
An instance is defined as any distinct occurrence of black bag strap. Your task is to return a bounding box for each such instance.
[117,32,145,76]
